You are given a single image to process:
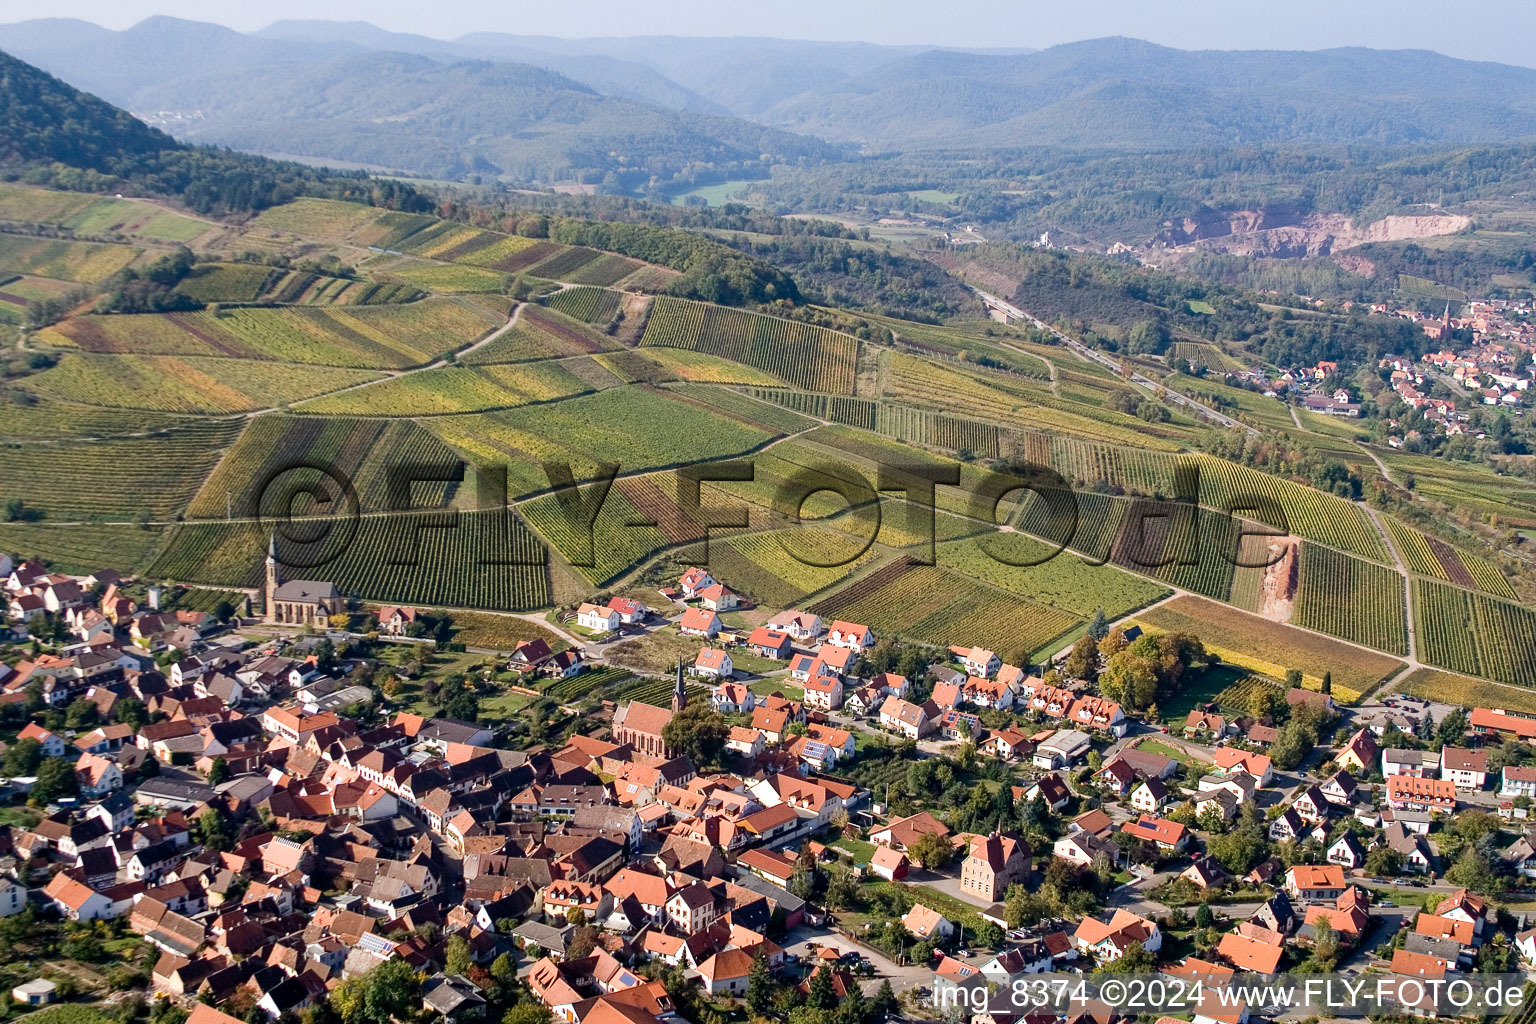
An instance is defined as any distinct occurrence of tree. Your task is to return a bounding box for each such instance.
[1446,848,1496,895]
[806,965,838,1010]
[1207,827,1267,874]
[65,697,99,731]
[911,830,954,870]
[974,920,1005,948]
[661,702,728,766]
[1320,671,1332,695]
[1194,902,1214,929]
[206,756,230,786]
[1437,708,1470,749]
[113,697,149,730]
[32,755,77,803]
[1064,635,1099,682]
[196,809,232,852]
[504,1003,553,1024]
[1094,939,1155,973]
[361,959,419,1024]
[1364,846,1402,877]
[1307,920,1339,972]
[490,952,516,986]
[2,737,41,776]
[566,926,598,959]
[869,979,899,1019]
[747,951,775,1015]
[444,934,472,975]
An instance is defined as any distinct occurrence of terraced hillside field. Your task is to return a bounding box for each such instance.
[1382,517,1518,599]
[543,286,622,324]
[172,263,421,306]
[0,183,210,241]
[461,306,617,364]
[0,523,167,574]
[642,297,859,393]
[38,298,501,368]
[1137,595,1405,698]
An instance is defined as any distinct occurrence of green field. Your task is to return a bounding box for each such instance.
[935,533,1169,618]
[0,522,167,573]
[668,180,767,207]
[26,354,384,413]
[643,296,860,393]
[295,360,602,415]
[0,418,244,520]
[0,232,139,282]
[543,286,622,324]
[39,297,500,368]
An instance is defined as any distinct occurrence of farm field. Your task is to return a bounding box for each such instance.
[187,416,463,518]
[1381,516,1517,599]
[385,262,511,293]
[1135,595,1406,698]
[1292,543,1408,656]
[145,510,550,611]
[544,286,622,324]
[520,486,669,586]
[461,306,618,363]
[1167,372,1294,431]
[38,298,500,368]
[295,360,600,415]
[0,418,244,520]
[808,560,1082,664]
[663,385,819,434]
[442,611,568,652]
[26,354,384,413]
[0,522,166,573]
[0,183,211,241]
[426,386,777,501]
[172,263,421,306]
[642,296,859,393]
[1397,667,1536,714]
[1379,449,1536,527]
[709,527,881,609]
[0,232,139,282]
[1413,579,1536,685]
[0,273,76,321]
[851,309,1052,378]
[0,399,201,442]
[934,534,1169,618]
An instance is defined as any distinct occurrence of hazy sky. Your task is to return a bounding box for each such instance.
[5,0,1535,67]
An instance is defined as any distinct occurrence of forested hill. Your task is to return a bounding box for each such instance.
[0,47,423,216]
[768,36,1536,148]
[0,47,176,168]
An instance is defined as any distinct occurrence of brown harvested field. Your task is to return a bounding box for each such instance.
[1135,594,1405,698]
[1398,666,1536,713]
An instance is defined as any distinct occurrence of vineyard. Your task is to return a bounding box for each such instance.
[171,263,423,306]
[462,308,617,364]
[27,354,383,413]
[1382,517,1518,599]
[145,510,550,611]
[0,418,243,520]
[187,416,463,519]
[388,263,511,293]
[520,486,671,586]
[1413,579,1536,685]
[1192,455,1387,562]
[661,386,818,434]
[0,523,166,573]
[642,297,859,393]
[0,183,209,241]
[608,675,709,707]
[1292,543,1408,656]
[0,232,141,283]
[934,534,1169,618]
[294,360,600,415]
[710,527,880,608]
[249,197,391,240]
[808,560,1082,663]
[424,387,775,501]
[1399,667,1536,715]
[1137,595,1404,697]
[1211,675,1285,716]
[1109,501,1237,601]
[40,298,501,369]
[543,666,631,702]
[543,287,623,324]
[442,611,568,652]
[746,389,876,430]
[633,349,781,386]
[0,273,74,321]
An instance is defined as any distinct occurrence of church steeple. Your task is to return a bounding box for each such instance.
[263,534,280,623]
[672,659,687,713]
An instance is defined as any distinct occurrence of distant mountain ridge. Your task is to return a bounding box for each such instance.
[0,17,846,183]
[765,37,1536,147]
